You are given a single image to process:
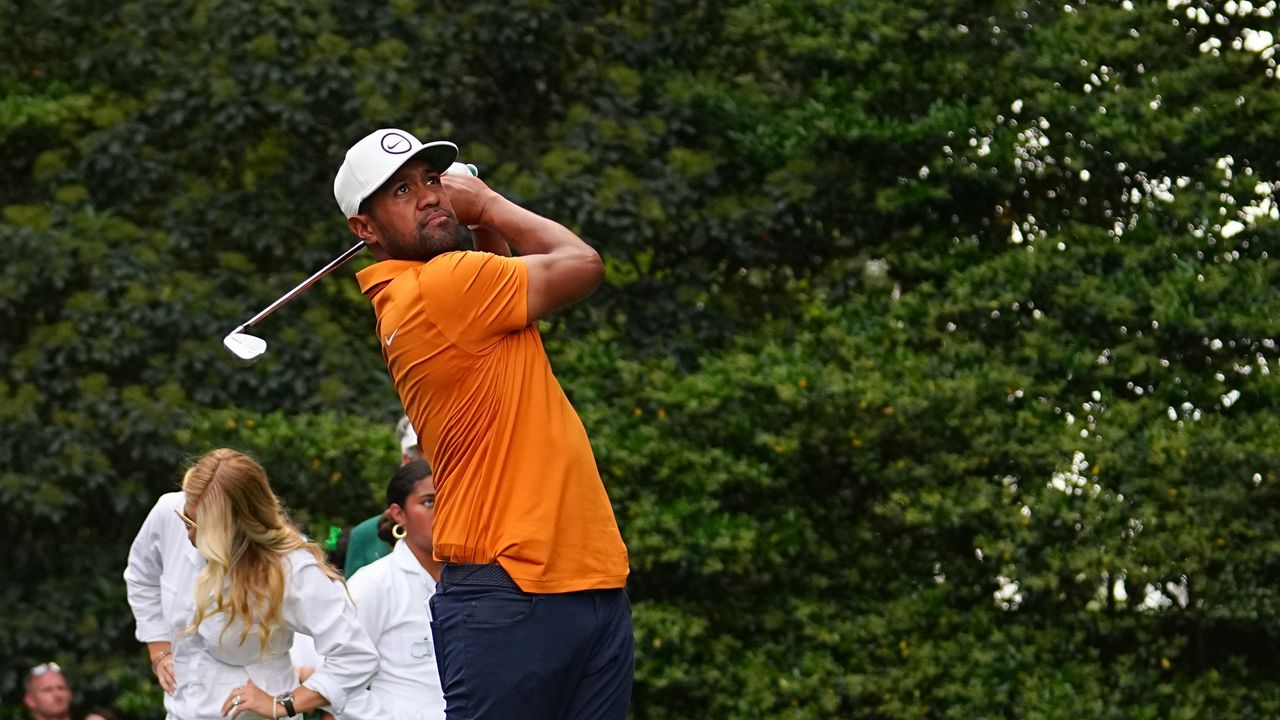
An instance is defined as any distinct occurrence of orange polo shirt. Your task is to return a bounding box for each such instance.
[356,251,629,593]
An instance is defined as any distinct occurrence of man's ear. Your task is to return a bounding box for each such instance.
[347,215,378,247]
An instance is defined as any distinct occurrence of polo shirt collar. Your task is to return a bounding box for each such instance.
[390,536,433,582]
[356,260,422,297]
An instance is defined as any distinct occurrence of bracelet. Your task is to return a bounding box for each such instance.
[272,699,279,720]
[151,650,171,667]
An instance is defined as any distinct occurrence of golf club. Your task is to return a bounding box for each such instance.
[223,161,477,361]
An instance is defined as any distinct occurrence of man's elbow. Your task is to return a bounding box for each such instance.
[581,247,605,291]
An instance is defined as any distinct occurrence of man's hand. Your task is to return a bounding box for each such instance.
[441,172,499,228]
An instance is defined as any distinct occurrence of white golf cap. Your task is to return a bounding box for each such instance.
[334,128,458,218]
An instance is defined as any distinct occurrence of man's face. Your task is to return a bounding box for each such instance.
[24,670,71,719]
[360,159,464,262]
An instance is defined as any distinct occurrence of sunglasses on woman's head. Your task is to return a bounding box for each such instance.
[175,508,198,529]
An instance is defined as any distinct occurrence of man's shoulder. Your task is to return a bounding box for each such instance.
[349,514,382,536]
[345,516,391,576]
[418,252,527,314]
[420,250,508,277]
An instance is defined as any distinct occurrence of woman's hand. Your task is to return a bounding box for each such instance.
[149,642,176,695]
[220,678,277,719]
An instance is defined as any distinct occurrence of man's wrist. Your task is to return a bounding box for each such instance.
[475,193,509,230]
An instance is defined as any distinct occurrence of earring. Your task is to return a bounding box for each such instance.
[392,524,406,540]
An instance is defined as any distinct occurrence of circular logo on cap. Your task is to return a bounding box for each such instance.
[380,132,413,155]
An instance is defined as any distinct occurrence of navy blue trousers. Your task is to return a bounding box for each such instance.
[429,570,634,720]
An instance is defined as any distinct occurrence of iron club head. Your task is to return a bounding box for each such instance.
[223,330,268,361]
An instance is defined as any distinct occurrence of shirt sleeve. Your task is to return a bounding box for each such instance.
[284,556,379,713]
[123,495,178,643]
[335,688,390,720]
[289,633,323,668]
[419,251,528,353]
[332,568,386,720]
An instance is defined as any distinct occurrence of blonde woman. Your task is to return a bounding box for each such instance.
[128,448,378,719]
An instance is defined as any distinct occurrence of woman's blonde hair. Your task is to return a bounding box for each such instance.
[183,448,341,649]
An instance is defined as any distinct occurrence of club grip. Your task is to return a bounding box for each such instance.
[445,161,479,177]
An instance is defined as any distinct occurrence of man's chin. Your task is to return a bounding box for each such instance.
[422,239,461,260]
[421,227,464,256]
[385,240,459,262]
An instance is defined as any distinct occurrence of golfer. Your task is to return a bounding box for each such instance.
[334,128,633,719]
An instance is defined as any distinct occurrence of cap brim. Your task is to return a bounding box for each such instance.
[412,141,459,174]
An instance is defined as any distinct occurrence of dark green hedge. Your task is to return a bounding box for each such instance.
[5,0,1280,717]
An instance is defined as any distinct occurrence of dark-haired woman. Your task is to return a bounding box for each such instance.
[342,460,445,720]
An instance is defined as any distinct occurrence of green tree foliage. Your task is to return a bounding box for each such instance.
[4,0,1280,717]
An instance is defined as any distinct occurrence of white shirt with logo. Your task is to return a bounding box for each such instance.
[341,538,445,720]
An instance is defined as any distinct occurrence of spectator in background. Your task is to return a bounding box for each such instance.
[395,415,423,462]
[125,488,334,713]
[23,662,71,720]
[341,460,444,720]
[84,709,124,720]
[124,449,378,719]
[344,416,420,576]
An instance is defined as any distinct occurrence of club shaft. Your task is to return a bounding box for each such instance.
[241,241,366,329]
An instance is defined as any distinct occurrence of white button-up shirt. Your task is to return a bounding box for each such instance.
[124,492,379,720]
[341,539,445,720]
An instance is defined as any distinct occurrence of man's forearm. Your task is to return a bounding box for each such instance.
[472,225,513,257]
[479,196,595,258]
